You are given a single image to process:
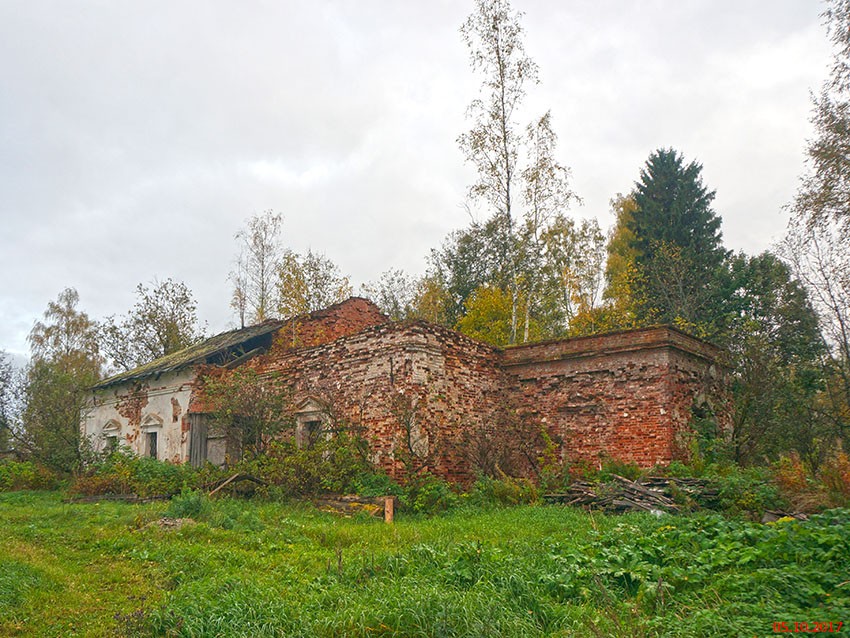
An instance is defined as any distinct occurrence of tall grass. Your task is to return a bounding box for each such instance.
[1,492,848,637]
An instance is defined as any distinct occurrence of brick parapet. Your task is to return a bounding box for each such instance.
[501,326,721,368]
[499,328,727,469]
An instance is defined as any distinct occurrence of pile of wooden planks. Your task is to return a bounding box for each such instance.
[544,475,721,514]
[642,476,721,508]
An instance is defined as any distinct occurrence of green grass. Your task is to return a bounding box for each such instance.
[1,492,848,637]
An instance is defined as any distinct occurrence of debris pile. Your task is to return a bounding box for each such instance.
[206,473,268,497]
[544,475,721,514]
[149,517,195,530]
[314,495,395,519]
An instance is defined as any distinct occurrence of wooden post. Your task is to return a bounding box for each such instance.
[384,496,394,524]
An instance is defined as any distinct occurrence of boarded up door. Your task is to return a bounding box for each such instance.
[188,413,208,468]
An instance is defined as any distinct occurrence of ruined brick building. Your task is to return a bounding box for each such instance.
[83,297,728,483]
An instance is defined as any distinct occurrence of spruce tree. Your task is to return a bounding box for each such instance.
[627,148,729,334]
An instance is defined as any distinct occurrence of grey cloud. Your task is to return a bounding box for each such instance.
[0,0,830,358]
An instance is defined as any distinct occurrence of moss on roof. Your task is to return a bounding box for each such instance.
[93,320,285,389]
[92,298,387,390]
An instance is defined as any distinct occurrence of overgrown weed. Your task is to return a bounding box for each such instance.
[3,492,849,637]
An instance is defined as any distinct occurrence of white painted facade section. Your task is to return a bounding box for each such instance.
[82,369,197,462]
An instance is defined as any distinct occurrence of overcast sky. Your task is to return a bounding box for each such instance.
[0,1,832,363]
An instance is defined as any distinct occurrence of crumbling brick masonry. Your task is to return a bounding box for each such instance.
[83,298,729,483]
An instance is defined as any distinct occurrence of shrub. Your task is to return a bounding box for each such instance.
[564,458,599,483]
[400,472,459,514]
[714,465,786,516]
[236,435,372,498]
[351,470,404,497]
[599,458,645,482]
[69,435,374,500]
[165,487,211,520]
[68,451,208,497]
[0,461,61,491]
[658,460,695,478]
[536,461,571,493]
[774,451,810,493]
[129,457,197,497]
[819,444,850,507]
[771,452,832,513]
[315,434,373,493]
[469,475,538,507]
[69,472,132,497]
[68,451,137,496]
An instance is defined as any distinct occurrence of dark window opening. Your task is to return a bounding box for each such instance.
[106,436,118,453]
[305,420,322,446]
[147,431,158,459]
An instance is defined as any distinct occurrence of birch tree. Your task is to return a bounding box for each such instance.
[457,0,582,344]
[780,220,850,440]
[521,112,579,340]
[362,269,419,321]
[276,249,352,317]
[458,0,537,344]
[784,1,850,441]
[541,215,605,332]
[20,289,102,472]
[793,0,850,237]
[230,211,283,327]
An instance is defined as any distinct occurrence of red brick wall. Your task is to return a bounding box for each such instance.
[665,347,731,457]
[502,327,727,469]
[188,298,387,415]
[248,320,504,484]
[193,313,727,482]
[502,326,720,367]
[268,297,388,353]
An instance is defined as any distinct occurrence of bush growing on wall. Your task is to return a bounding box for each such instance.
[202,368,294,461]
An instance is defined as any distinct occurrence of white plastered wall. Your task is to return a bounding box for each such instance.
[81,369,197,463]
